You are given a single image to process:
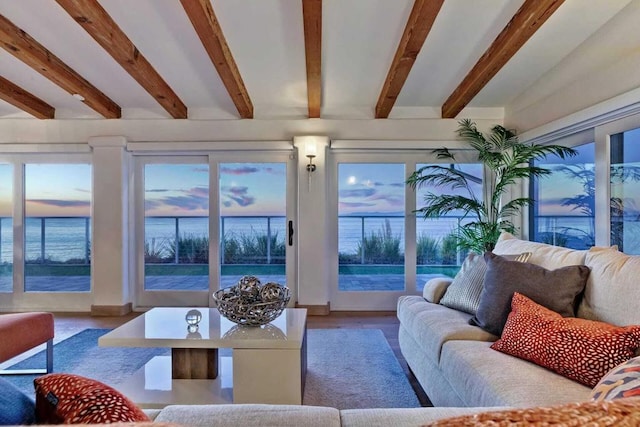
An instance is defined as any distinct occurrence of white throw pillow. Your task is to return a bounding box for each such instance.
[579,246,640,326]
[493,232,586,270]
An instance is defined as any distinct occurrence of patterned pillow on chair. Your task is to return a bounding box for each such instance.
[590,356,640,401]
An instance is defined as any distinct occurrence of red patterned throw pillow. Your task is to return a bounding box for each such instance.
[491,293,640,387]
[34,373,149,424]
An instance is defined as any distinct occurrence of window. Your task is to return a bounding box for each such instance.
[219,163,287,287]
[24,163,92,292]
[0,164,12,293]
[530,143,595,249]
[610,127,640,254]
[415,163,482,290]
[144,163,209,291]
[338,163,405,291]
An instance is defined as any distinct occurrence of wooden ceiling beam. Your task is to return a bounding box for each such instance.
[442,0,565,119]
[0,13,120,118]
[0,75,55,119]
[302,0,322,118]
[180,0,253,119]
[375,0,445,119]
[55,0,187,119]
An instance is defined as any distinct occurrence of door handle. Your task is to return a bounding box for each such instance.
[288,220,294,246]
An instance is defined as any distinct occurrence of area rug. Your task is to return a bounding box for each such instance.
[5,328,419,410]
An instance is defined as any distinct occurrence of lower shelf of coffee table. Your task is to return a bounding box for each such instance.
[115,355,234,409]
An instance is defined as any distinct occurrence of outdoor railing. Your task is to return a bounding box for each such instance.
[144,215,287,265]
[0,213,604,267]
[0,216,91,264]
[339,214,468,266]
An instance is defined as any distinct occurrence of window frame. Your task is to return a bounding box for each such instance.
[328,149,481,310]
[0,153,93,311]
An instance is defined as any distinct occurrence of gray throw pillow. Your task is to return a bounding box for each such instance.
[469,251,591,336]
[440,251,531,315]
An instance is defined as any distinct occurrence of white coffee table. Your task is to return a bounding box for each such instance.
[99,307,307,408]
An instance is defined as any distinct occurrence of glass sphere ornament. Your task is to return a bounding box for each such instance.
[185,309,202,326]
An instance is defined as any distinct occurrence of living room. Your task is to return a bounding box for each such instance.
[1,0,640,424]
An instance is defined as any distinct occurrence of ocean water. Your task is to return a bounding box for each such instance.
[0,215,597,263]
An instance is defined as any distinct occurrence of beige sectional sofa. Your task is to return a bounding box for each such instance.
[144,404,497,427]
[138,233,640,426]
[397,232,640,407]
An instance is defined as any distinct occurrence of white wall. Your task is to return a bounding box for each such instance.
[506,0,640,133]
[0,117,497,144]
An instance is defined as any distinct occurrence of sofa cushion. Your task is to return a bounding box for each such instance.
[439,340,591,407]
[469,251,590,336]
[397,296,496,363]
[590,356,640,401]
[491,293,640,387]
[439,252,531,315]
[423,396,640,426]
[154,404,341,427]
[580,246,640,326]
[340,407,506,427]
[0,376,35,425]
[493,232,586,269]
[34,373,149,424]
[422,277,453,304]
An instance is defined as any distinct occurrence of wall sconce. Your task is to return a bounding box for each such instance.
[305,140,317,173]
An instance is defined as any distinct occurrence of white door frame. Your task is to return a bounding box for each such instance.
[134,151,296,308]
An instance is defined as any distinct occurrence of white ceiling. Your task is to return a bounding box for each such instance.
[0,0,634,121]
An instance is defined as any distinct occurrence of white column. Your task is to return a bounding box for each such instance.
[294,136,330,311]
[88,136,132,315]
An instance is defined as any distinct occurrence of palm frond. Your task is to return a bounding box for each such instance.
[411,119,574,253]
[432,147,456,161]
[499,198,531,219]
[456,119,491,153]
[407,165,472,192]
[416,194,485,220]
[487,125,517,151]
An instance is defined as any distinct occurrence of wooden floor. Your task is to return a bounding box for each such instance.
[49,310,432,407]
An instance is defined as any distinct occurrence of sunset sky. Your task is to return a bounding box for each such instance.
[0,164,91,217]
[144,163,287,217]
[338,163,406,215]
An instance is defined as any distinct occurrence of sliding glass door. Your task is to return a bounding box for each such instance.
[142,160,210,295]
[610,126,640,253]
[0,164,12,293]
[219,162,288,289]
[136,152,295,307]
[337,163,406,293]
[330,151,483,310]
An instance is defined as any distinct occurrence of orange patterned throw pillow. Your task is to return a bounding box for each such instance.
[34,373,149,424]
[422,397,640,426]
[491,293,640,387]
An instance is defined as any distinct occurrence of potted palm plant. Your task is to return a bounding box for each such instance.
[407,119,577,253]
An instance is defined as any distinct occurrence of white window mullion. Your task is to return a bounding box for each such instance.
[405,159,417,294]
[208,156,221,303]
[13,162,24,295]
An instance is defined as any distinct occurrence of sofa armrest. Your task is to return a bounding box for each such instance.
[422,277,453,303]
